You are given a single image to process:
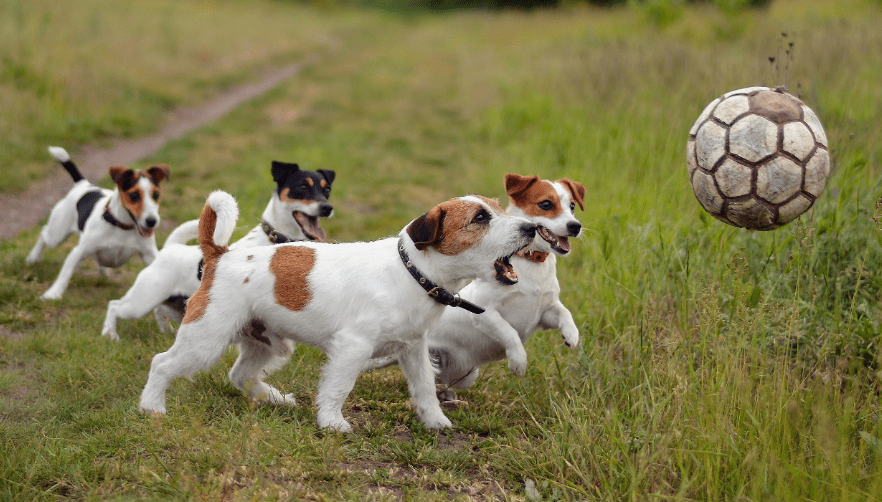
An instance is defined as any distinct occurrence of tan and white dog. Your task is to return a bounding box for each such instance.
[139,190,536,431]
[363,174,584,400]
[101,160,334,341]
[27,147,170,300]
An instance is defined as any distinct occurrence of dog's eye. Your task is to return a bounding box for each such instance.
[129,192,141,203]
[472,211,490,224]
[570,202,576,212]
[538,200,553,211]
[323,187,331,197]
[152,191,161,201]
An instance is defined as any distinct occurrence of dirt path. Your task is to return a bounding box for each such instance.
[0,57,316,241]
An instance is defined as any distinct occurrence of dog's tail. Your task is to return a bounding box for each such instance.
[47,146,84,183]
[162,219,199,249]
[198,190,239,261]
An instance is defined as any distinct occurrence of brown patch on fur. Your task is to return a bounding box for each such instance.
[270,246,316,311]
[556,178,585,210]
[278,187,314,205]
[505,174,562,218]
[433,199,492,256]
[182,202,229,324]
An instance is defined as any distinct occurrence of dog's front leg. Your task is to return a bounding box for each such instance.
[471,309,529,376]
[41,244,89,300]
[315,337,374,432]
[399,336,452,430]
[540,301,580,348]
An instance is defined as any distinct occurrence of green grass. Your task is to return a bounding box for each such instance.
[3,0,882,499]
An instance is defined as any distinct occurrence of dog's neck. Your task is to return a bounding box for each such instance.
[106,190,137,227]
[397,234,472,295]
[397,238,484,314]
[261,195,307,242]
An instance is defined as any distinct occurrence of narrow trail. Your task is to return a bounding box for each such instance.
[0,57,316,241]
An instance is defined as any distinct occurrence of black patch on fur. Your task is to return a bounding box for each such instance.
[76,190,104,231]
[245,319,272,346]
[271,160,335,208]
[164,295,189,315]
[61,160,84,183]
[196,258,204,281]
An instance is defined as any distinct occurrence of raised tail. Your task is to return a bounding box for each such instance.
[47,146,84,183]
[198,191,239,261]
[162,219,200,249]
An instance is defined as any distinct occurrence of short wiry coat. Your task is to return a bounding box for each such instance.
[139,190,536,431]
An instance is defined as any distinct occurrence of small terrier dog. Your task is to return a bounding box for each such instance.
[27,147,170,300]
[101,160,334,340]
[363,173,584,400]
[139,190,536,431]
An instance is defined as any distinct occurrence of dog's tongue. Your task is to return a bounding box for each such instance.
[538,226,570,253]
[494,256,518,285]
[294,212,326,242]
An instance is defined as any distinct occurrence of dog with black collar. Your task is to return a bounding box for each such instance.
[139,190,536,431]
[27,147,170,300]
[101,160,334,341]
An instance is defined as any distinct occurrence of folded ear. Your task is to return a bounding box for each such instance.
[504,173,540,199]
[109,166,137,190]
[318,169,336,186]
[406,205,445,251]
[271,161,300,186]
[558,178,585,210]
[146,164,171,185]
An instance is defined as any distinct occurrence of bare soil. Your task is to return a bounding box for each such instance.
[0,58,315,241]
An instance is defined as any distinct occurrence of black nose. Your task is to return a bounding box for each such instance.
[521,223,537,239]
[567,222,581,237]
[145,217,157,228]
[318,203,333,217]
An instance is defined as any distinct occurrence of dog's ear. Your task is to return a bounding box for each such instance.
[407,205,445,251]
[557,178,585,210]
[504,173,540,199]
[109,166,137,190]
[318,169,336,186]
[146,164,171,185]
[271,161,300,186]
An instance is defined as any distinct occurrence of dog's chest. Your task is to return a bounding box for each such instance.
[94,246,140,267]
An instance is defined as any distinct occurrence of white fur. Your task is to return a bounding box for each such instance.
[139,192,536,432]
[363,180,583,400]
[101,183,329,340]
[27,157,163,300]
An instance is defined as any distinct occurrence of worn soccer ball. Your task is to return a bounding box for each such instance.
[687,86,830,230]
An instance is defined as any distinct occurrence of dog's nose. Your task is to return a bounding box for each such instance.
[567,222,582,237]
[145,217,157,228]
[520,223,537,239]
[318,203,333,217]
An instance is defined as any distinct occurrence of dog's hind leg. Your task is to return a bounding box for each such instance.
[399,338,452,430]
[27,199,78,265]
[315,336,374,432]
[103,271,184,340]
[139,322,235,415]
[228,323,295,407]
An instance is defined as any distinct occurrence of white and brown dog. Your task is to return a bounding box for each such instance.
[139,190,536,431]
[27,147,170,300]
[101,160,334,341]
[363,174,584,400]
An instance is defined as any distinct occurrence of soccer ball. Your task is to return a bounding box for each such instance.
[687,86,830,230]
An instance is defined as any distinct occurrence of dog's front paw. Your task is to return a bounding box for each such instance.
[562,326,580,348]
[40,289,63,301]
[507,347,528,376]
[101,328,120,342]
[421,413,453,430]
[139,403,167,415]
[320,419,353,433]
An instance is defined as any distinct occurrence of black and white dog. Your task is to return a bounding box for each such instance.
[101,160,335,340]
[27,147,170,300]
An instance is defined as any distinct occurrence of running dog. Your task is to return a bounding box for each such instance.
[27,147,170,300]
[101,160,334,340]
[363,173,584,401]
[139,190,536,431]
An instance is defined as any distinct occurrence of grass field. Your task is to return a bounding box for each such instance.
[2,0,882,499]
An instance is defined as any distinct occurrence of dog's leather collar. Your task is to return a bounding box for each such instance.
[516,249,549,263]
[260,220,294,244]
[103,204,136,231]
[397,239,485,315]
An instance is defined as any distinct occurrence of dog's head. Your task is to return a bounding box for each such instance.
[504,174,584,256]
[109,164,170,238]
[406,196,536,286]
[270,161,335,242]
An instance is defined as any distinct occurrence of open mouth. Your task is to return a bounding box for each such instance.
[538,226,570,254]
[293,211,327,242]
[494,254,518,285]
[136,223,154,238]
